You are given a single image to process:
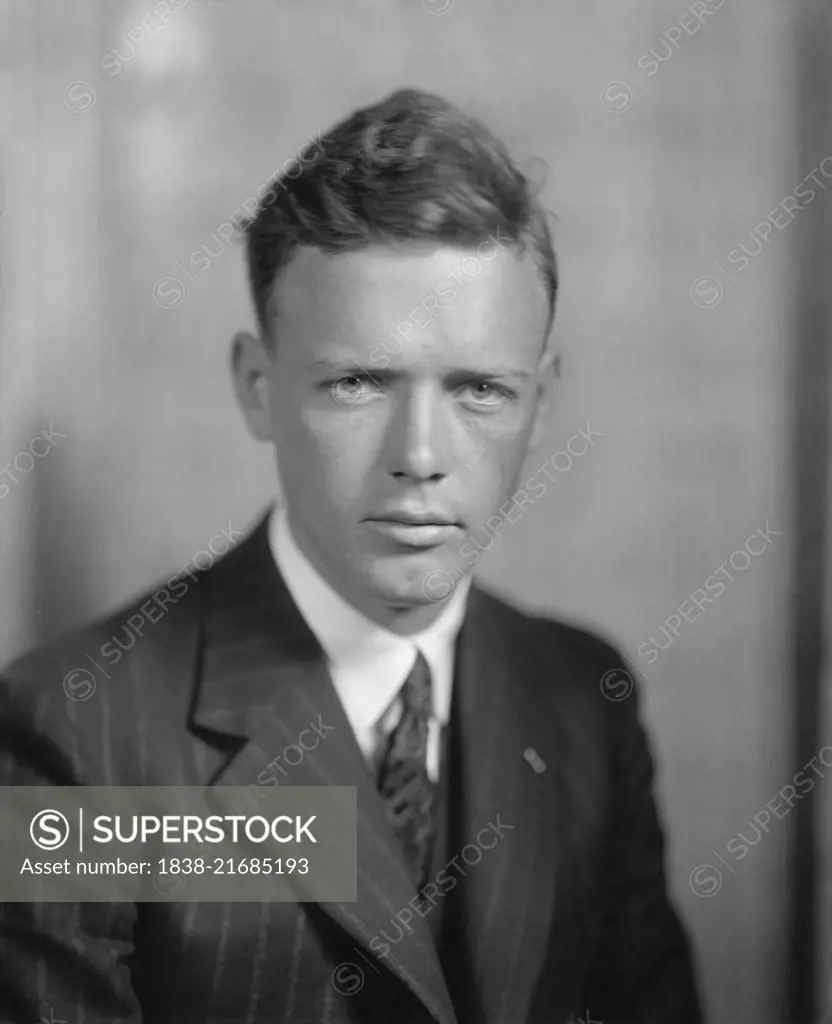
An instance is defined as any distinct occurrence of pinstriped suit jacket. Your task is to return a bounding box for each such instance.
[0,515,702,1024]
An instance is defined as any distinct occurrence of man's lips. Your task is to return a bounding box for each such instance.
[364,514,461,548]
[367,511,458,526]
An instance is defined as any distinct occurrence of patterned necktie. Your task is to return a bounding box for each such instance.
[376,650,436,888]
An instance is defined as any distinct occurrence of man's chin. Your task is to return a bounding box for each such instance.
[361,550,465,608]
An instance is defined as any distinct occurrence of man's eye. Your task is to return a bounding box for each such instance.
[459,382,510,407]
[329,374,381,406]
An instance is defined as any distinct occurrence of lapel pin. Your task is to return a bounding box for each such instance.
[523,748,546,773]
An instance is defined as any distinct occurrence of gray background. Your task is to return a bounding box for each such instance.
[1,1,831,1021]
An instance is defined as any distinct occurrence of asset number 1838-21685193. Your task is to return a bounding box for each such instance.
[156,857,309,875]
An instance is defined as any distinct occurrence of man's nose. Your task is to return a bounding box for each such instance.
[386,386,451,482]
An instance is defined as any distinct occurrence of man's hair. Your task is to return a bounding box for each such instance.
[243,88,557,341]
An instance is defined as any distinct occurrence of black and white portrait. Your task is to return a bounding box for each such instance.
[1,2,830,1022]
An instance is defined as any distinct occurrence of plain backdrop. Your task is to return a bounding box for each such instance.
[2,2,831,1022]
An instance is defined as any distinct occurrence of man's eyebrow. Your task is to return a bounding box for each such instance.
[452,369,535,383]
[311,358,386,374]
[312,357,375,369]
[311,359,535,381]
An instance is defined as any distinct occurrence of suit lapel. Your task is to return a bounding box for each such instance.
[449,588,578,1024]
[189,514,457,1024]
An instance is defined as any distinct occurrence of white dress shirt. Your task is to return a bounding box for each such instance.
[269,505,470,781]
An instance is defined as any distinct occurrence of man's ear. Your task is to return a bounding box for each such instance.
[529,343,559,451]
[230,329,274,442]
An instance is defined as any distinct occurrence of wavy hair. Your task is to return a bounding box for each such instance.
[242,88,557,341]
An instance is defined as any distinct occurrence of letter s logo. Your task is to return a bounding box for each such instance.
[30,810,70,850]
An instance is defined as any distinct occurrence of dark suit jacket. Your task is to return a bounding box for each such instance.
[0,515,702,1024]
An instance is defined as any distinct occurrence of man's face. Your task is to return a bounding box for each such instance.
[243,241,552,620]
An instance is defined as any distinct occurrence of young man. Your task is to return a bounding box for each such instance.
[0,89,702,1023]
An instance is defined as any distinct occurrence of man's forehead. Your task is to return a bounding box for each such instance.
[270,243,549,335]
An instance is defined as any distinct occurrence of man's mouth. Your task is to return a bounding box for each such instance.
[364,512,461,549]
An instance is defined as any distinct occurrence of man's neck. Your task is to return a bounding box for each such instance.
[363,598,454,636]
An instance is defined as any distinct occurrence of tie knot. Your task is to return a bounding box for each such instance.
[401,650,433,717]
